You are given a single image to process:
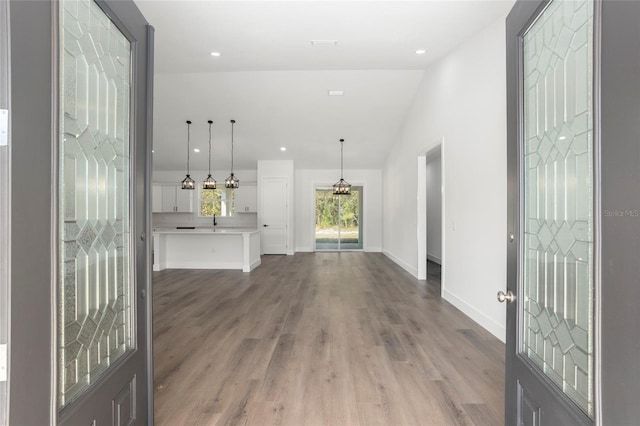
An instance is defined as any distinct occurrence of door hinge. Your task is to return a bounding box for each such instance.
[0,343,7,382]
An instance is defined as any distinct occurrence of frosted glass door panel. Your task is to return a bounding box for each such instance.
[522,0,594,416]
[58,0,133,409]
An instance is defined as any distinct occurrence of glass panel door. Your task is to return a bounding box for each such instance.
[315,188,339,250]
[315,186,362,250]
[338,188,362,250]
[521,0,595,416]
[58,0,133,409]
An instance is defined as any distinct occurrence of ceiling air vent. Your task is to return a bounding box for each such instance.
[310,40,338,47]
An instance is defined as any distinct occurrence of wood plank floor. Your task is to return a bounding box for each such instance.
[152,253,505,426]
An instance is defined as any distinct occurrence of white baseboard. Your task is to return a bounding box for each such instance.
[244,258,262,272]
[427,254,441,265]
[166,261,243,270]
[364,246,382,253]
[287,249,295,255]
[382,249,418,278]
[442,289,506,342]
[295,246,381,253]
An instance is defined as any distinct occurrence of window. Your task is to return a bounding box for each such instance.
[200,187,235,217]
[315,186,363,250]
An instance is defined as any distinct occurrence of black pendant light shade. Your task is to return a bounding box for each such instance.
[181,120,195,190]
[203,120,217,190]
[225,119,240,189]
[181,174,196,190]
[333,138,351,195]
[203,175,216,189]
[225,173,239,189]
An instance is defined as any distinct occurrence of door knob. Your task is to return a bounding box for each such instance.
[263,224,269,227]
[497,290,516,303]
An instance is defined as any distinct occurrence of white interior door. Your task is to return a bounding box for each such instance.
[260,177,288,254]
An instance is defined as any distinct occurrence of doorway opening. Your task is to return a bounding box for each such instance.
[417,139,445,290]
[314,186,363,250]
[425,146,442,282]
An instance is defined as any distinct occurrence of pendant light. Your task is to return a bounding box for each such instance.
[202,120,217,189]
[225,119,240,188]
[181,120,195,190]
[333,138,351,195]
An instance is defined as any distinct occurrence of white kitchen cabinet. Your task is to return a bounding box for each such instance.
[175,187,193,212]
[153,184,193,213]
[234,185,257,213]
[152,185,163,212]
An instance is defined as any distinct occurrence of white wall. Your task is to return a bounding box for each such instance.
[426,149,442,264]
[382,17,508,341]
[295,169,382,252]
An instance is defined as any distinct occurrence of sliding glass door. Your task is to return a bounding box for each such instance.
[315,186,362,250]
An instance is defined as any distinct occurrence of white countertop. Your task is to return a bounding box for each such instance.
[153,227,260,235]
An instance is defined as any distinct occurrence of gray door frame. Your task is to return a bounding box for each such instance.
[598,1,640,423]
[0,1,9,424]
[8,0,154,424]
[506,0,640,424]
[9,1,57,423]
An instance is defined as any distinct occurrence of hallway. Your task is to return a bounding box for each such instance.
[153,253,505,425]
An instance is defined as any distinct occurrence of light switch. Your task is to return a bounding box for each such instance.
[0,109,7,147]
[0,343,7,382]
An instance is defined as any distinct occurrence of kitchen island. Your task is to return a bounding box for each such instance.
[153,228,261,272]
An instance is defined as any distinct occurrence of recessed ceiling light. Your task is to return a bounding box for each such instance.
[415,49,427,55]
[328,90,344,96]
[311,40,338,47]
[210,52,221,57]
[280,147,287,152]
[193,148,200,153]
[559,136,567,140]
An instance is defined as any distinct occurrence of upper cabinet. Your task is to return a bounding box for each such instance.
[234,185,257,213]
[152,184,193,213]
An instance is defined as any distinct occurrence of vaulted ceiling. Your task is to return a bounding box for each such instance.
[135,0,513,171]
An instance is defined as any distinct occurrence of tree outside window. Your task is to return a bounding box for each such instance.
[315,188,360,241]
[200,188,235,217]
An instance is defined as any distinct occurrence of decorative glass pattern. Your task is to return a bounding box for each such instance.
[58,0,132,409]
[522,0,594,416]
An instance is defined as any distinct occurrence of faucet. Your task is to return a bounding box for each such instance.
[213,214,217,227]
